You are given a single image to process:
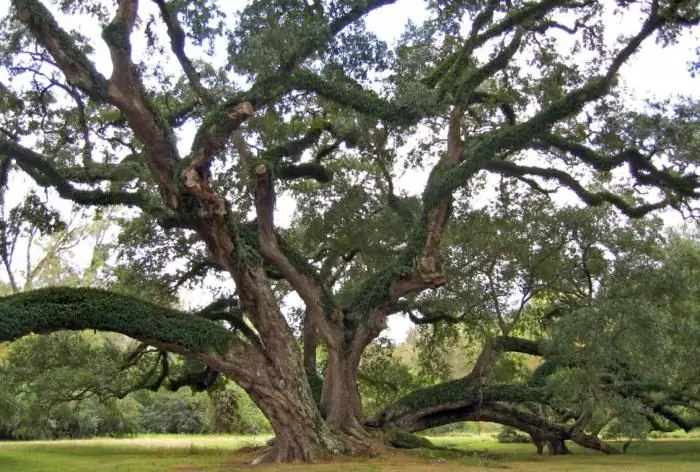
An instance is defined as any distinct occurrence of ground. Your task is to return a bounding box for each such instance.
[1,435,699,471]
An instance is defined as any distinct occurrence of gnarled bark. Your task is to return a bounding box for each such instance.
[0,286,346,463]
[369,381,621,456]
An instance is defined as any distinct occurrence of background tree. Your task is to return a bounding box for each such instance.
[0,0,699,464]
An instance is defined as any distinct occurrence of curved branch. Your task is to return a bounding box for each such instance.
[152,0,215,106]
[13,0,109,100]
[0,287,233,353]
[289,69,429,125]
[539,134,700,198]
[253,163,339,349]
[483,160,672,217]
[0,138,153,208]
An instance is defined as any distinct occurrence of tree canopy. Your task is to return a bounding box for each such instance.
[1,0,700,464]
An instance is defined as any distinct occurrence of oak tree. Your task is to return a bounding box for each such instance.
[1,0,699,463]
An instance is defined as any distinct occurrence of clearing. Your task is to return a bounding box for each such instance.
[0,435,698,471]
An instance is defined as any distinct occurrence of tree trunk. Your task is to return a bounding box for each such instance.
[546,437,570,455]
[246,383,345,464]
[320,348,366,435]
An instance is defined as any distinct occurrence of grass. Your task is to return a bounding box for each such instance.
[1,435,699,471]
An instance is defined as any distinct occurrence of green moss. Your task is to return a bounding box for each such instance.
[392,380,548,417]
[387,428,434,449]
[0,287,232,355]
[101,21,130,54]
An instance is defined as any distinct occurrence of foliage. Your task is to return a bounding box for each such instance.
[0,330,271,439]
[496,427,532,444]
[1,0,700,461]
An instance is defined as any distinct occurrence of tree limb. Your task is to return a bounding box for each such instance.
[253,163,339,349]
[483,160,672,217]
[13,0,109,100]
[0,138,153,208]
[151,0,215,106]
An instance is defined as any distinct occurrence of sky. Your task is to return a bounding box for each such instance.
[0,0,699,342]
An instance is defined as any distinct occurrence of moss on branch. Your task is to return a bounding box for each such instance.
[14,0,109,100]
[0,138,153,208]
[289,70,431,125]
[0,287,232,354]
[388,380,548,420]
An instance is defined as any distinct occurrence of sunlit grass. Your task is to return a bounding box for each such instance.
[0,435,698,471]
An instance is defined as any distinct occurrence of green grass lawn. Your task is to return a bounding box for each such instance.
[0,435,699,471]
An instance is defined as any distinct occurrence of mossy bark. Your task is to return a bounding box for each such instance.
[368,379,620,456]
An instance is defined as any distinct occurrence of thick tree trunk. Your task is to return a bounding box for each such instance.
[320,348,366,434]
[218,346,348,464]
[245,382,345,464]
[546,437,570,455]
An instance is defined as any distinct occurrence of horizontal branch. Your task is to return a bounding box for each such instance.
[289,69,431,125]
[0,287,233,354]
[368,378,549,430]
[483,160,672,217]
[0,138,153,208]
[278,162,333,182]
[539,134,700,198]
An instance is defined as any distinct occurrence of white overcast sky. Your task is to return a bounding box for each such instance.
[1,1,699,341]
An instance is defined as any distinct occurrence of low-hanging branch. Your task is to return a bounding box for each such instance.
[0,286,234,354]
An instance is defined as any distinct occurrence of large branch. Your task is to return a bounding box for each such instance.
[0,286,235,353]
[483,160,673,217]
[289,69,430,125]
[14,0,182,203]
[539,134,700,198]
[282,0,398,72]
[151,0,215,106]
[183,101,253,199]
[253,163,340,349]
[339,1,673,323]
[0,138,152,208]
[369,383,620,454]
[182,0,397,173]
[425,0,569,90]
[366,378,549,431]
[13,0,109,100]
